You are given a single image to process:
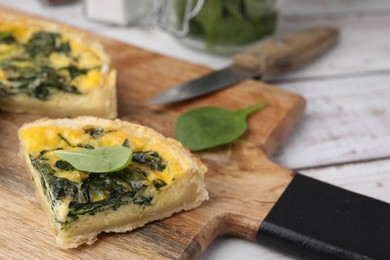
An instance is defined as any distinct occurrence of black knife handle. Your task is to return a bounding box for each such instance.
[256,174,390,260]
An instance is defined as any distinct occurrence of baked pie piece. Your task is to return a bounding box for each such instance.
[0,14,116,118]
[19,117,208,248]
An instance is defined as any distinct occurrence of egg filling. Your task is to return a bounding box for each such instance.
[20,125,175,230]
[0,28,103,100]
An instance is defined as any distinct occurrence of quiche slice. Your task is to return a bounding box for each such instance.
[0,14,116,118]
[18,117,208,248]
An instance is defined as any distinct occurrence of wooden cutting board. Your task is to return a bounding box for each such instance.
[0,6,305,260]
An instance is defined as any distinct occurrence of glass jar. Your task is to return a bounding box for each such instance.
[158,0,281,55]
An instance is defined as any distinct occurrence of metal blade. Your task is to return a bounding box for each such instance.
[149,66,259,105]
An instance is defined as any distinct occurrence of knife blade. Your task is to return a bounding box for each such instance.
[150,27,339,105]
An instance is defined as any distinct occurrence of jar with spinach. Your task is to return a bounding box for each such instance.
[164,0,280,54]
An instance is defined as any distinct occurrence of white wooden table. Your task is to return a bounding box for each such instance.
[1,0,389,259]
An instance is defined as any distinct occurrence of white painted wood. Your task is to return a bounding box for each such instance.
[274,13,390,80]
[2,1,390,259]
[282,0,390,17]
[273,73,390,169]
[201,237,296,260]
[300,159,390,204]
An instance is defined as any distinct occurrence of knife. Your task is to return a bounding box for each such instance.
[150,27,339,105]
[257,173,390,260]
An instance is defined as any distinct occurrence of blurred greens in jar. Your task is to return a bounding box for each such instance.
[173,0,278,53]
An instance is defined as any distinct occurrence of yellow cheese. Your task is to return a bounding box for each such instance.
[0,43,15,53]
[49,52,72,69]
[69,38,87,54]
[74,70,102,92]
[0,69,5,80]
[6,25,32,43]
[78,52,102,69]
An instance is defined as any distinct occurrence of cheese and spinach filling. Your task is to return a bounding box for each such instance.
[0,29,103,100]
[23,127,171,231]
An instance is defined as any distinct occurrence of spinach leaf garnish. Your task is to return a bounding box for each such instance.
[175,100,267,151]
[54,146,133,173]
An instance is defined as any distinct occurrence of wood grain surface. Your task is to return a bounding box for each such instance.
[0,7,305,259]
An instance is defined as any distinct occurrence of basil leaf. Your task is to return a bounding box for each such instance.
[54,146,132,173]
[175,100,267,151]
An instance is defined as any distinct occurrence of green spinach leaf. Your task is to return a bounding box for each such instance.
[54,146,133,173]
[1,63,81,100]
[55,160,76,171]
[59,66,90,79]
[175,100,267,151]
[84,128,104,139]
[209,16,257,46]
[152,179,167,190]
[223,0,244,21]
[30,154,78,201]
[132,151,166,171]
[193,0,222,35]
[0,29,16,43]
[24,31,70,57]
[173,0,278,52]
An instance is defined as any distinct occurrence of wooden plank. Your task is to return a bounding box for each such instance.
[271,73,390,169]
[0,7,305,259]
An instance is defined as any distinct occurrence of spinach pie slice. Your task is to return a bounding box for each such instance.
[19,117,208,248]
[0,14,116,118]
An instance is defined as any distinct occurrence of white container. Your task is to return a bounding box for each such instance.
[84,0,154,26]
